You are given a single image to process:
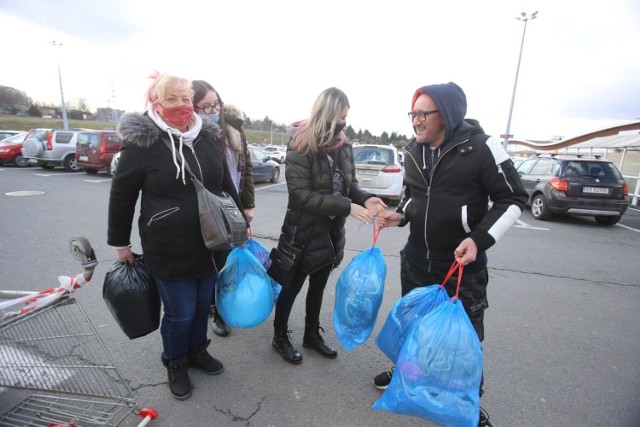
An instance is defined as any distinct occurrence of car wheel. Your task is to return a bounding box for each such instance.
[594,215,620,226]
[270,167,280,183]
[13,153,29,168]
[84,168,99,175]
[109,153,120,176]
[531,194,552,220]
[64,154,80,172]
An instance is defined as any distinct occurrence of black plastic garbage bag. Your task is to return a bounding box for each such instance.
[103,254,161,339]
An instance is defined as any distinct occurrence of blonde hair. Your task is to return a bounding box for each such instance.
[144,73,192,107]
[293,87,350,155]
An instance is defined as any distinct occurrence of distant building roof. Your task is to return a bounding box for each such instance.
[509,120,640,151]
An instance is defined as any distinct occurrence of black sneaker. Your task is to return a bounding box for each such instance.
[478,407,493,427]
[167,358,192,400]
[188,345,224,375]
[210,305,230,337]
[373,367,394,390]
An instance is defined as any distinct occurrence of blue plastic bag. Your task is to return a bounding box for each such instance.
[245,237,281,304]
[372,298,483,427]
[215,247,274,328]
[246,237,271,269]
[333,246,386,352]
[375,284,448,364]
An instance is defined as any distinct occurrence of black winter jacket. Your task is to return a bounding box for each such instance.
[282,142,373,274]
[399,119,527,265]
[107,113,241,280]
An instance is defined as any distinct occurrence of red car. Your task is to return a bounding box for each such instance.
[0,132,29,167]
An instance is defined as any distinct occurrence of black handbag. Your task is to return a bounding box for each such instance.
[267,234,303,289]
[164,139,248,251]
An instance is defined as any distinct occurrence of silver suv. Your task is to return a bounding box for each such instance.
[22,128,83,171]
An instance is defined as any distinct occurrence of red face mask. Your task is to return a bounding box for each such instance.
[160,105,193,128]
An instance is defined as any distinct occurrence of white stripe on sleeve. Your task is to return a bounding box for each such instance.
[488,205,522,242]
[486,136,510,165]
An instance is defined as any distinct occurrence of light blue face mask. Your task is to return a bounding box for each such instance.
[205,113,220,124]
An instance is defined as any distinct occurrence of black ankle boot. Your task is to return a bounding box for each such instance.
[272,328,302,364]
[209,305,230,337]
[188,339,224,375]
[167,357,192,400]
[303,321,337,358]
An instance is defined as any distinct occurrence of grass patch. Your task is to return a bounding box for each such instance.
[0,115,289,146]
[0,115,116,131]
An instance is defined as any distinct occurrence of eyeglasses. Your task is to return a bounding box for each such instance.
[196,101,222,114]
[408,110,439,122]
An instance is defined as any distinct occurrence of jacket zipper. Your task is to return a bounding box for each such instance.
[415,138,469,267]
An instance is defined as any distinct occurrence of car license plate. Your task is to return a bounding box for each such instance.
[358,169,377,176]
[582,187,609,194]
[79,155,89,161]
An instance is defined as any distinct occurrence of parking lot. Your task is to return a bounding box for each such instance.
[1,165,639,426]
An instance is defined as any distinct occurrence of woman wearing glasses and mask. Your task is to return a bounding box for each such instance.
[270,87,386,364]
[192,80,255,338]
[108,74,243,400]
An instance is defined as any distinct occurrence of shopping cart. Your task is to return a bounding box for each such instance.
[0,236,158,426]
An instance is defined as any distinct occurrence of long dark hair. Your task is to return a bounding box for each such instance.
[192,79,227,150]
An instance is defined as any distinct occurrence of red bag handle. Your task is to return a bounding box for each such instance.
[440,260,464,301]
[372,215,381,247]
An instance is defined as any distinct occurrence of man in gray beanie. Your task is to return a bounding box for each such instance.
[373,82,527,426]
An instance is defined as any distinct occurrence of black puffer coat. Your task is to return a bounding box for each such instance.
[282,141,373,274]
[107,113,241,280]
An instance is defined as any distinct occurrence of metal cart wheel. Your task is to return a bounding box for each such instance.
[69,235,98,269]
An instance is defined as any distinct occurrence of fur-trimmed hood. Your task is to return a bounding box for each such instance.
[117,112,222,148]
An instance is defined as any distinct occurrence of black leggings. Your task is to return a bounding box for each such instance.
[273,265,332,330]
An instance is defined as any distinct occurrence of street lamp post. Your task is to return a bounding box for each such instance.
[502,11,538,151]
[49,40,69,130]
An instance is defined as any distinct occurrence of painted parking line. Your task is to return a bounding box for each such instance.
[616,223,640,233]
[255,182,287,191]
[0,345,73,390]
[513,218,550,231]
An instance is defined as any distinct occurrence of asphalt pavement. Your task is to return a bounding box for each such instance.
[0,166,639,426]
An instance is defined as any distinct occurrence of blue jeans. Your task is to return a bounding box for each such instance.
[155,273,216,362]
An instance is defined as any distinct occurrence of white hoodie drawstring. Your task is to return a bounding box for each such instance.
[423,145,427,170]
[146,104,202,185]
[165,131,191,185]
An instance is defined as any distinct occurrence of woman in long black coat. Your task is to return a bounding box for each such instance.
[271,87,386,364]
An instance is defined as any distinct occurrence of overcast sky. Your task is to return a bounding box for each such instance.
[1,0,638,141]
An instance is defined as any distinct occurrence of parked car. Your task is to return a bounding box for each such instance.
[262,145,287,164]
[516,156,629,225]
[353,144,404,205]
[249,147,280,183]
[0,130,22,140]
[0,131,29,167]
[512,157,526,169]
[76,130,123,175]
[109,151,121,176]
[21,128,84,171]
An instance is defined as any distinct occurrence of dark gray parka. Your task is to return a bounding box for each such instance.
[281,138,373,274]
